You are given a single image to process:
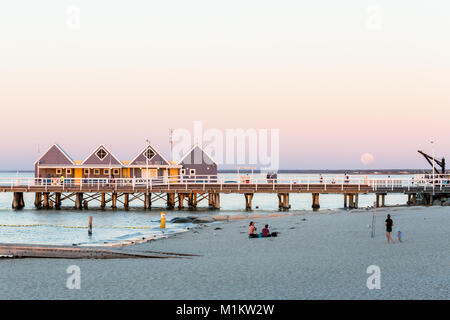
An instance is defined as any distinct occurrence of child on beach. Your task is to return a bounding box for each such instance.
[249,221,258,238]
[397,229,403,243]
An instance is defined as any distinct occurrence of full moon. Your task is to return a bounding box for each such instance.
[361,153,374,165]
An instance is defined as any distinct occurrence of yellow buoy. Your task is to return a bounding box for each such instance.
[160,211,166,229]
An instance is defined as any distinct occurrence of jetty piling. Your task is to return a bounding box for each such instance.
[188,193,197,209]
[124,193,129,209]
[111,192,117,209]
[167,193,175,209]
[55,192,61,209]
[244,193,254,210]
[144,193,151,209]
[213,193,220,209]
[43,192,50,209]
[75,193,83,210]
[312,193,320,211]
[34,192,42,209]
[101,193,106,208]
[12,192,24,210]
[376,193,386,208]
[407,193,417,206]
[277,193,290,210]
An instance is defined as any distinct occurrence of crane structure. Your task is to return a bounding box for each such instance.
[417,150,446,174]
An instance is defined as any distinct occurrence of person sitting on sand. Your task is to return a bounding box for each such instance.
[249,221,258,238]
[261,224,278,238]
[262,224,270,237]
[385,214,395,244]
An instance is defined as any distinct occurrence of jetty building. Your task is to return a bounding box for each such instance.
[34,143,217,181]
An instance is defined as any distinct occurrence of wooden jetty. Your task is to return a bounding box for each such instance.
[4,145,449,211]
[2,174,450,211]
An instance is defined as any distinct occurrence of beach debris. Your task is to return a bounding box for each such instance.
[130,249,200,257]
[301,218,307,221]
[289,227,295,229]
[214,227,222,230]
[0,244,195,259]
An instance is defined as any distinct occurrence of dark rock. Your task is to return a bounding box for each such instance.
[170,217,194,223]
[192,216,216,224]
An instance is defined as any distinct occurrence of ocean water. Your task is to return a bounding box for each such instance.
[0,172,408,245]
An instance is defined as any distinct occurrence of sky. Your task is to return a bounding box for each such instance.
[0,0,449,170]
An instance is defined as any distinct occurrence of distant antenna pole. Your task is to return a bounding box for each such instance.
[37,144,40,178]
[431,139,435,194]
[109,145,112,179]
[371,201,377,238]
[169,128,174,154]
[146,139,150,188]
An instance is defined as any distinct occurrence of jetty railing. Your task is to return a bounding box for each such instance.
[1,175,450,192]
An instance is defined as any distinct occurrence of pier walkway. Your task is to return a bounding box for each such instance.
[2,175,449,210]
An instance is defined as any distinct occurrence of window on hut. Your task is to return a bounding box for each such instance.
[144,148,155,160]
[96,148,108,160]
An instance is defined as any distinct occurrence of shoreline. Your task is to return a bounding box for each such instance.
[0,204,423,252]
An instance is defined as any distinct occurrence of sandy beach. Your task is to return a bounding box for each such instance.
[0,206,448,300]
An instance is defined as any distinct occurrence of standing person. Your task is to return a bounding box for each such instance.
[344,173,349,184]
[385,214,395,244]
[319,174,324,183]
[248,221,258,238]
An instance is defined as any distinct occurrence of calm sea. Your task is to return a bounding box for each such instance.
[0,171,408,245]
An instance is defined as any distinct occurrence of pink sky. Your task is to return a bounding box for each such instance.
[0,1,449,170]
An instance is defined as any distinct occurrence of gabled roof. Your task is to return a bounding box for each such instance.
[81,144,122,166]
[34,144,74,165]
[129,144,170,166]
[177,144,218,166]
